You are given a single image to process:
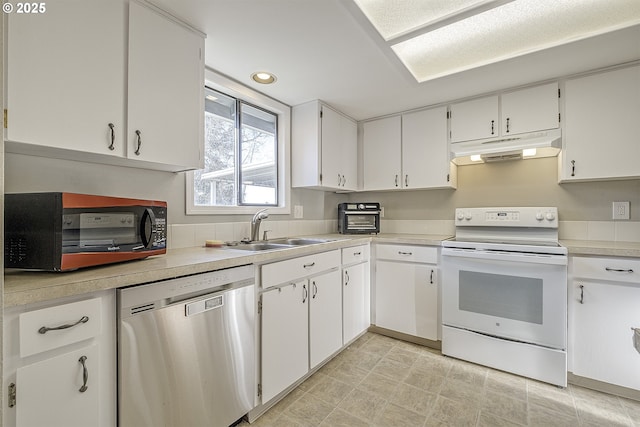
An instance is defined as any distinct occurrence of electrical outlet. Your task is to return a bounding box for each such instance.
[294,205,303,219]
[612,201,630,220]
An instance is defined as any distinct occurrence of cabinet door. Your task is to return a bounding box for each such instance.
[572,280,640,390]
[402,107,453,189]
[343,262,369,344]
[562,65,640,181]
[16,344,99,427]
[128,1,204,170]
[340,117,358,191]
[6,0,126,156]
[363,116,402,191]
[375,260,438,341]
[320,105,344,190]
[261,282,308,403]
[449,96,499,143]
[501,82,559,135]
[309,270,343,368]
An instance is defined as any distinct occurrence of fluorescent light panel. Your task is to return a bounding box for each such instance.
[355,0,640,82]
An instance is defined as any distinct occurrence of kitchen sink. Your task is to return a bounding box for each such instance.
[228,242,294,251]
[226,237,335,252]
[269,237,335,246]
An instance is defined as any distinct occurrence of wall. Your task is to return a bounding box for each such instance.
[353,157,640,241]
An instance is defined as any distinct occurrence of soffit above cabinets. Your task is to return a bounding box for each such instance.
[353,0,640,83]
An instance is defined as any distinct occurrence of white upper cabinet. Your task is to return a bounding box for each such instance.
[6,0,126,157]
[6,0,204,172]
[402,107,456,189]
[292,101,358,191]
[449,96,499,143]
[363,110,456,191]
[501,82,559,135]
[560,65,640,182]
[362,116,402,191]
[127,1,204,170]
[449,82,559,143]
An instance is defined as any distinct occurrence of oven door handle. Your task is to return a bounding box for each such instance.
[442,248,567,266]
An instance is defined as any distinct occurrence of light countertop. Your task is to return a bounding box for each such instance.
[5,234,637,308]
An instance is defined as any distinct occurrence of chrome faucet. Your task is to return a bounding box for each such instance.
[250,208,269,241]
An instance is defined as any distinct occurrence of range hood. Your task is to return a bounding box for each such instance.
[451,129,562,165]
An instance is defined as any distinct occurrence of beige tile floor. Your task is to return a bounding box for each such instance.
[241,332,640,427]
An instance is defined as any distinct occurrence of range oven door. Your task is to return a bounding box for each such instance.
[441,248,567,349]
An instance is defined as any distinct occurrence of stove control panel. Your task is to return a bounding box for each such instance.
[455,207,558,228]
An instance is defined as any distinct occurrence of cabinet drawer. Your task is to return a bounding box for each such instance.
[342,244,369,266]
[262,250,340,289]
[376,244,437,264]
[572,256,640,284]
[19,298,102,357]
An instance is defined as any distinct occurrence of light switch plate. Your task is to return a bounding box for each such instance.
[612,201,630,220]
[294,205,303,219]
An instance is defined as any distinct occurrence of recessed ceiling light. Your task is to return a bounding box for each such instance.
[251,72,277,84]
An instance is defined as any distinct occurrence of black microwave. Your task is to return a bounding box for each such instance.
[5,192,167,271]
[338,202,380,234]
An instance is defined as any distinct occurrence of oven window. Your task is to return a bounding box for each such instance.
[459,271,543,324]
[347,214,377,229]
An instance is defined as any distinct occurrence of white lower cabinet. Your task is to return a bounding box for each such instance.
[3,290,115,427]
[259,250,342,404]
[569,256,640,391]
[375,244,439,341]
[309,270,343,368]
[260,280,309,403]
[342,245,371,344]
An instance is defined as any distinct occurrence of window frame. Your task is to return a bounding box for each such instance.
[186,68,291,215]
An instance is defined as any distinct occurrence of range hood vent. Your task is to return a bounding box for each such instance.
[451,129,562,166]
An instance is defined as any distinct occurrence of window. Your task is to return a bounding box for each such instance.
[186,69,290,215]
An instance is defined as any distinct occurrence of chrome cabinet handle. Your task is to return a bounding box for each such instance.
[312,281,318,299]
[38,315,89,334]
[395,174,398,187]
[342,175,346,186]
[345,270,350,286]
[506,117,510,133]
[571,160,576,177]
[338,173,341,186]
[108,123,115,150]
[430,269,434,284]
[78,356,89,393]
[579,284,584,304]
[606,267,634,273]
[302,284,308,303]
[405,174,408,187]
[303,262,315,269]
[398,251,412,256]
[134,130,142,155]
[491,120,495,135]
[353,251,362,256]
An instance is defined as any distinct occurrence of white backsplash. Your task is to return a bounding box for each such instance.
[167,220,339,249]
[168,219,639,249]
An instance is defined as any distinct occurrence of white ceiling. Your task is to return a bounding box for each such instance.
[149,0,640,121]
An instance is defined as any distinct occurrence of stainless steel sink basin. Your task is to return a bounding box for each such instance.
[226,237,335,251]
[269,238,335,246]
[228,242,294,251]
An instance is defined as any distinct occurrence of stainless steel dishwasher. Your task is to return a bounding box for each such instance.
[118,265,255,427]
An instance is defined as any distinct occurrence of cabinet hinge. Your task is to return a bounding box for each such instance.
[8,383,16,408]
[258,299,262,315]
[4,109,7,129]
[257,383,262,397]
[319,173,323,183]
[446,111,450,119]
[320,109,323,119]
